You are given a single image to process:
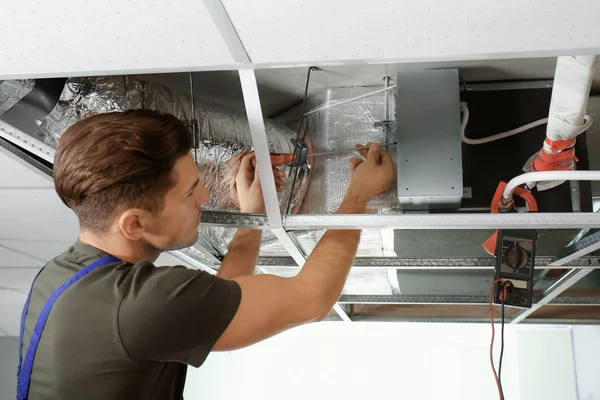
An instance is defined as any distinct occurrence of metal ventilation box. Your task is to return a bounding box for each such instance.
[395,69,463,209]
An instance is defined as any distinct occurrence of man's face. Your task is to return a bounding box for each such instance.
[142,153,210,251]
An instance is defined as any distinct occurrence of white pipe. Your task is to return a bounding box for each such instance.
[503,170,600,200]
[545,56,596,142]
[460,102,549,145]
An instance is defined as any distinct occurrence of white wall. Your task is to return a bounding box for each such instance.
[0,337,18,400]
[185,322,594,400]
[572,326,600,400]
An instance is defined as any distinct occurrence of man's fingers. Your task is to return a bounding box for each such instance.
[355,143,372,159]
[275,177,287,187]
[239,152,256,182]
[349,157,363,166]
[366,142,381,164]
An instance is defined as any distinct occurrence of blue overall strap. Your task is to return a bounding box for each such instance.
[16,255,120,400]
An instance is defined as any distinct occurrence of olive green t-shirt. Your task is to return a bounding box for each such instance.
[20,240,241,400]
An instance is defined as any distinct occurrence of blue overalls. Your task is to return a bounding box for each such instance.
[16,255,120,400]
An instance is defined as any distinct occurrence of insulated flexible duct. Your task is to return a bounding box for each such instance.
[0,79,35,116]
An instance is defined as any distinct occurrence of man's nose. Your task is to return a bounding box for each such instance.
[196,184,210,207]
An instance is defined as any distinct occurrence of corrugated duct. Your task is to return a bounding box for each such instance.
[0,79,35,116]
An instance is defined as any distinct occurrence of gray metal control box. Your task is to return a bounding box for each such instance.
[395,69,463,210]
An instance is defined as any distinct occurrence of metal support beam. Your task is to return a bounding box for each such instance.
[338,294,600,305]
[345,317,600,325]
[511,269,594,324]
[284,213,600,230]
[203,0,251,63]
[200,211,269,230]
[0,120,55,163]
[202,211,600,231]
[512,230,600,324]
[256,256,600,270]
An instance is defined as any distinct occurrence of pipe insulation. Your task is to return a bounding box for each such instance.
[523,55,597,191]
[545,56,596,142]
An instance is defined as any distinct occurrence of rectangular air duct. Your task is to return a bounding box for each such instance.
[395,69,463,209]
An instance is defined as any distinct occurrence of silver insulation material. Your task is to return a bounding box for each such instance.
[279,86,401,214]
[21,75,306,256]
[0,79,35,116]
[272,86,402,257]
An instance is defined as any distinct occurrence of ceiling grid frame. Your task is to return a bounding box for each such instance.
[199,4,600,323]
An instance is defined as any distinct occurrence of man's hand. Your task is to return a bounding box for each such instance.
[232,152,286,214]
[347,142,395,203]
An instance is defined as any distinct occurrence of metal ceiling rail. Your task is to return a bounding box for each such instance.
[256,256,600,270]
[0,120,55,163]
[202,211,600,230]
[341,317,600,324]
[284,213,600,230]
[337,295,600,305]
[511,230,600,324]
[200,211,269,229]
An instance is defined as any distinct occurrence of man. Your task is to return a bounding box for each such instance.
[18,109,395,399]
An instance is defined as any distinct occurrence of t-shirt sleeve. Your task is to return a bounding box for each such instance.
[117,262,241,367]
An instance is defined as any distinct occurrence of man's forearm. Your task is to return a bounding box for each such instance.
[295,195,367,315]
[217,229,262,279]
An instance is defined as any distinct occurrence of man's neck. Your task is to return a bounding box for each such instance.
[79,231,161,264]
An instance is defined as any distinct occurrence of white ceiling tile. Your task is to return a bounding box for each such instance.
[0,241,73,264]
[0,269,39,289]
[223,0,600,64]
[0,147,53,188]
[156,252,193,268]
[0,189,79,242]
[0,246,44,267]
[0,0,235,80]
[0,303,25,336]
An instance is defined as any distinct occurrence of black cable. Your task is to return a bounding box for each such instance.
[499,284,506,400]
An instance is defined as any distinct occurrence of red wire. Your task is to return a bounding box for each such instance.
[489,279,506,400]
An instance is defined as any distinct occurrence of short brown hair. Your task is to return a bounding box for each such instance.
[54,109,193,232]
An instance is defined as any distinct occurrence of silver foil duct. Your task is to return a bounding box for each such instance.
[278,86,401,214]
[273,86,402,257]
[27,76,307,256]
[0,79,35,116]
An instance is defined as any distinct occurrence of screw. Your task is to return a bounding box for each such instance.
[572,187,578,192]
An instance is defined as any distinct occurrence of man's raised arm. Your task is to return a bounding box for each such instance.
[214,143,395,350]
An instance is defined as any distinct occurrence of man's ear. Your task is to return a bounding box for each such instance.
[117,209,146,240]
